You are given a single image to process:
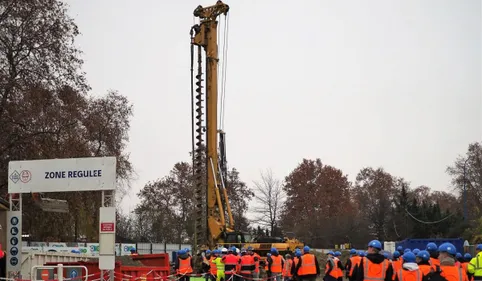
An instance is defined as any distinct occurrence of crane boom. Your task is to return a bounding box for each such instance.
[191,0,231,250]
[189,1,305,256]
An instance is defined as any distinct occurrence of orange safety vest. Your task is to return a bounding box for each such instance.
[178,257,193,274]
[240,255,255,274]
[334,257,343,278]
[210,256,218,275]
[223,254,239,274]
[430,258,440,270]
[397,269,422,281]
[253,253,260,273]
[363,257,389,281]
[299,254,317,276]
[461,263,473,281]
[418,264,431,276]
[349,256,362,277]
[271,255,283,273]
[391,260,402,280]
[326,258,339,279]
[435,265,468,281]
[283,259,293,277]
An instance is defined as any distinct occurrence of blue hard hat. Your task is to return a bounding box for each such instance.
[476,244,482,251]
[271,247,278,254]
[335,251,341,256]
[404,248,411,253]
[359,251,366,257]
[413,248,420,255]
[393,251,400,258]
[456,253,462,259]
[185,248,190,252]
[206,250,212,255]
[383,252,389,259]
[178,250,186,255]
[213,249,220,255]
[350,249,357,255]
[295,250,302,257]
[267,253,271,257]
[464,253,472,260]
[397,246,403,251]
[247,246,253,251]
[303,246,310,253]
[438,243,456,255]
[403,252,416,263]
[426,243,438,252]
[327,251,335,256]
[130,248,136,252]
[230,246,236,252]
[368,240,382,250]
[417,250,430,261]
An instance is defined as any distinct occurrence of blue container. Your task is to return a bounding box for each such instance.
[172,251,178,263]
[395,238,465,253]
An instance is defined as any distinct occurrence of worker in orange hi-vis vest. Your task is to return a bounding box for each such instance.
[393,252,422,281]
[282,254,293,281]
[176,249,194,281]
[391,251,402,281]
[353,240,393,281]
[223,247,240,281]
[415,250,432,278]
[294,246,320,281]
[325,251,340,281]
[248,247,260,280]
[461,253,473,281]
[291,249,302,280]
[425,243,440,270]
[427,243,469,281]
[240,248,255,281]
[346,249,362,281]
[334,251,344,281]
[268,248,285,281]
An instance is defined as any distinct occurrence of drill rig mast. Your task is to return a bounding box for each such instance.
[191,1,241,251]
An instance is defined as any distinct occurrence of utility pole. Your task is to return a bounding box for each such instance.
[463,158,469,222]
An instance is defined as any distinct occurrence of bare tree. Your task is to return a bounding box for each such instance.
[252,169,285,236]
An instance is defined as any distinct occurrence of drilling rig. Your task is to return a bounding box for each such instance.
[190,1,304,254]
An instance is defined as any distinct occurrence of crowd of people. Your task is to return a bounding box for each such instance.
[172,240,482,281]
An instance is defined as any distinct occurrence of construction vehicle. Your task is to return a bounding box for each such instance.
[189,1,304,255]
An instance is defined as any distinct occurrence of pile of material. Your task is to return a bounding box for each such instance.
[115,255,144,266]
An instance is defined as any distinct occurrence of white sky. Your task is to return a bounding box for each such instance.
[66,0,482,219]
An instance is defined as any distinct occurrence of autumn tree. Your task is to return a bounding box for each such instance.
[252,169,284,236]
[282,159,352,248]
[0,0,134,241]
[353,167,395,241]
[447,141,482,221]
[135,157,252,243]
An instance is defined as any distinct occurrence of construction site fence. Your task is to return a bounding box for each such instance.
[23,242,191,257]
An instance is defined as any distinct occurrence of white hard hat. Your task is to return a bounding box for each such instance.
[236,248,240,254]
[222,248,228,253]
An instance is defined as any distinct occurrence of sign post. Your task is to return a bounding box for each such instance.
[7,157,117,279]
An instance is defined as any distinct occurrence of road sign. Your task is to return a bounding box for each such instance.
[8,157,117,193]
[6,211,21,273]
[37,269,54,281]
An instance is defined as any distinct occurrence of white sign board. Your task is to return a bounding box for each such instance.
[8,157,117,193]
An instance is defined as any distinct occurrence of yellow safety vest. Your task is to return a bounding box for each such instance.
[214,257,225,273]
[468,252,482,277]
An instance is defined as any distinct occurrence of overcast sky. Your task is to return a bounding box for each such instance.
[66,0,481,218]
